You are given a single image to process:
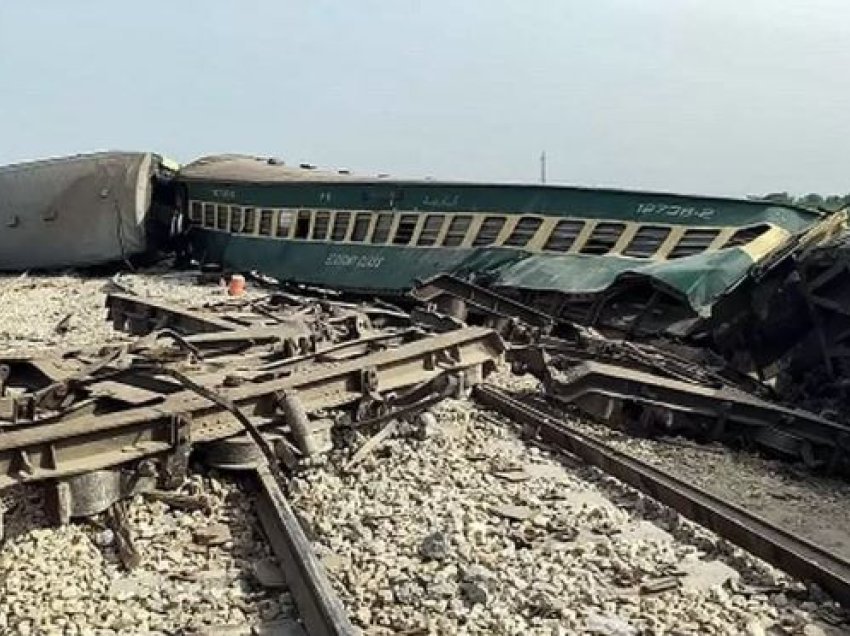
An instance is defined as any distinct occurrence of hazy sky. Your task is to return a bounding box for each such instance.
[1,1,848,196]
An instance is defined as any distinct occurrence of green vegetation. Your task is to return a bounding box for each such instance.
[755,192,850,211]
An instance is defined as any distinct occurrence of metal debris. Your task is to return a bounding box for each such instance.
[4,263,850,632]
[344,420,398,472]
[0,289,503,536]
[143,488,213,513]
[105,500,141,570]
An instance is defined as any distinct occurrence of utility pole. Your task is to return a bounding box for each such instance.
[540,151,547,184]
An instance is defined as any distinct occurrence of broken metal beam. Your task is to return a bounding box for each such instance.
[106,293,238,335]
[0,327,505,489]
[412,273,557,331]
[524,350,850,469]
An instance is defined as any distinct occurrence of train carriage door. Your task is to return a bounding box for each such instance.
[294,210,312,239]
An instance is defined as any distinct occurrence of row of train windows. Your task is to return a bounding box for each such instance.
[189,202,769,259]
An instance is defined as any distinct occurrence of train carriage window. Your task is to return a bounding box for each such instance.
[580,222,625,255]
[203,203,215,228]
[473,216,507,247]
[504,217,543,247]
[668,228,720,258]
[216,205,228,230]
[417,215,445,246]
[243,208,256,234]
[189,202,202,224]
[723,224,770,248]
[278,211,294,237]
[544,219,584,252]
[294,210,311,239]
[393,214,418,245]
[332,211,351,241]
[259,209,274,236]
[312,211,330,240]
[371,213,393,243]
[622,225,671,258]
[442,215,472,247]
[351,213,372,242]
[229,206,243,233]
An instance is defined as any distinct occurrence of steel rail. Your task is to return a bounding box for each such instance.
[144,375,355,633]
[250,465,356,635]
[473,383,850,608]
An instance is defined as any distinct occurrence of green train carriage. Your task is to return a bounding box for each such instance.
[178,154,844,336]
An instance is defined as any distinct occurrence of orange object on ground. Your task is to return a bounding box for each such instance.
[228,274,246,296]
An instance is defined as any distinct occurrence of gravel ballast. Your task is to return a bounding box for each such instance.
[488,367,850,567]
[2,272,850,634]
[292,398,848,635]
[0,272,293,635]
[0,476,296,635]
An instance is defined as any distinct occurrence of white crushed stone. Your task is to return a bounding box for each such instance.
[489,370,850,565]
[0,270,262,354]
[0,475,293,635]
[0,271,290,634]
[292,399,848,635]
[2,272,849,633]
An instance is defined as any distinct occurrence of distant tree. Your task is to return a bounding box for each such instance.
[798,193,824,207]
[753,192,850,211]
[762,192,793,204]
[822,195,846,211]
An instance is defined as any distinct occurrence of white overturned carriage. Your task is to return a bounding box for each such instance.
[0,152,174,270]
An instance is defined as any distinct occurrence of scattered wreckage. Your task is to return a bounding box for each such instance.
[3,150,850,417]
[413,275,850,475]
[5,151,850,624]
[2,273,848,534]
[3,151,850,486]
[0,291,502,526]
[1,276,850,625]
[0,289,504,635]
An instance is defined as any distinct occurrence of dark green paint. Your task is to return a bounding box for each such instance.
[183,175,824,316]
[182,180,820,230]
[192,229,758,314]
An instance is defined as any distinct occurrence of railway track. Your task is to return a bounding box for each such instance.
[473,383,850,609]
[3,272,850,633]
[0,280,504,634]
[246,464,355,635]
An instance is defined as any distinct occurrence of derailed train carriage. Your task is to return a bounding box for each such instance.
[173,154,850,470]
[4,150,850,467]
[176,154,848,380]
[1,150,848,391]
[0,152,178,270]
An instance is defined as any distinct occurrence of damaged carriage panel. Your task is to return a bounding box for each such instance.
[515,341,850,474]
[177,154,826,315]
[706,208,850,378]
[476,248,755,317]
[476,210,847,342]
[0,152,176,270]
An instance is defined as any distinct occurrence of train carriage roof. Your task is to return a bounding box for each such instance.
[177,155,821,212]
[178,155,830,233]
